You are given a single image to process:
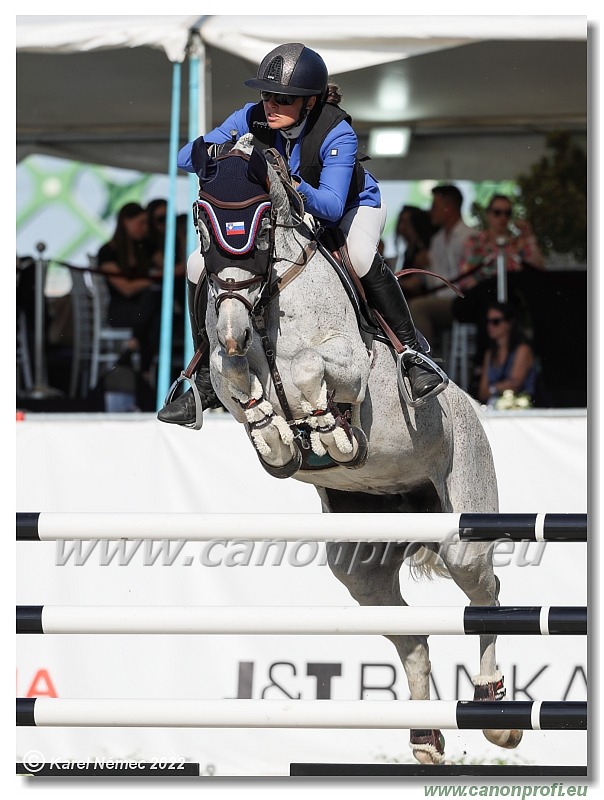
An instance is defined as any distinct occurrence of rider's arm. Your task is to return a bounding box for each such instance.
[292,122,358,223]
[177,105,255,172]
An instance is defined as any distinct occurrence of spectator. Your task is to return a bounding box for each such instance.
[146,198,187,279]
[477,302,537,407]
[408,184,473,355]
[96,202,160,385]
[453,193,545,367]
[146,199,187,327]
[385,205,439,298]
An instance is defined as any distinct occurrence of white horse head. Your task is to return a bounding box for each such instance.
[192,135,294,355]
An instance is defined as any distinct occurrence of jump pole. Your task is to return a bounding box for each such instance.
[16,512,587,542]
[17,699,587,730]
[16,605,587,636]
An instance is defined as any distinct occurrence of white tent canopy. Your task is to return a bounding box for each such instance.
[199,14,585,72]
[17,14,585,69]
[17,14,587,178]
[15,14,198,63]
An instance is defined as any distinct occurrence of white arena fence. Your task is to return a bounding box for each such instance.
[17,510,587,739]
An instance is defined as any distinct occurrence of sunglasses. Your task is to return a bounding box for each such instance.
[486,317,506,325]
[489,208,512,218]
[153,215,167,224]
[260,91,298,106]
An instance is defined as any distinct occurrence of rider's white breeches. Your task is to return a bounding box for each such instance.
[338,203,388,278]
[185,202,388,284]
[186,249,206,284]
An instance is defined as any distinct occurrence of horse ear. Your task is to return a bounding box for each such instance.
[190,136,217,182]
[246,147,269,190]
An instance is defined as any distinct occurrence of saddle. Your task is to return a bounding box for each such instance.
[317,227,404,354]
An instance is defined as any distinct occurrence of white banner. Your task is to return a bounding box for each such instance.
[16,411,587,775]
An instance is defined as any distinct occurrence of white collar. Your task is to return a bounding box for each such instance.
[279,118,308,141]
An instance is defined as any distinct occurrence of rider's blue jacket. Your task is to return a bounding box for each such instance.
[178,102,381,226]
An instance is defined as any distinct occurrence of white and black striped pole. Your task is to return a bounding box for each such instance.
[16,698,587,730]
[16,512,588,543]
[16,605,587,636]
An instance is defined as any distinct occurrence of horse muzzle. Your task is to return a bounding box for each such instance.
[221,329,252,357]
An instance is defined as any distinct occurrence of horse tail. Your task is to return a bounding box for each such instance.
[408,546,452,581]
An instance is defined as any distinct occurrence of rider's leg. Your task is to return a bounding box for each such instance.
[157,252,221,426]
[340,206,447,401]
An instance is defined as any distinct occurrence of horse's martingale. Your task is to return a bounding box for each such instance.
[188,134,522,765]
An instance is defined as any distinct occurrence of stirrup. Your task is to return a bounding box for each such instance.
[397,347,449,409]
[162,371,204,431]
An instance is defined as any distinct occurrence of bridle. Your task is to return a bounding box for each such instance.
[207,272,268,315]
[195,146,318,425]
[163,141,316,430]
[195,147,312,319]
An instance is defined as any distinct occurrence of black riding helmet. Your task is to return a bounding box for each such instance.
[244,43,329,100]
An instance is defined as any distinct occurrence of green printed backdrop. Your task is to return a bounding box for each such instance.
[16,154,518,296]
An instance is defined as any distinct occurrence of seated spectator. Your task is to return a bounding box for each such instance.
[147,198,187,321]
[146,198,186,277]
[477,302,537,408]
[389,205,439,298]
[96,202,161,385]
[453,193,545,365]
[408,184,473,357]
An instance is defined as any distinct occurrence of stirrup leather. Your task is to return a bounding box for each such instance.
[397,347,449,409]
[163,372,204,431]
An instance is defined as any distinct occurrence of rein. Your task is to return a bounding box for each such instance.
[250,238,318,425]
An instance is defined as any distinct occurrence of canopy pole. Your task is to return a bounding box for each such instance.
[156,61,182,410]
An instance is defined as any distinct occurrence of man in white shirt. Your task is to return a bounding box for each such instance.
[409,184,474,353]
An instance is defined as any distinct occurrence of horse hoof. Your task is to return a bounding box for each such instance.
[410,729,446,764]
[483,728,524,749]
[257,448,302,479]
[332,427,368,469]
[413,749,443,765]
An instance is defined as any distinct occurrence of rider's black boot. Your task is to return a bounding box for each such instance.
[157,278,221,426]
[360,253,447,402]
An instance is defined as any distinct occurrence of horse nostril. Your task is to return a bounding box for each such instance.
[224,337,239,356]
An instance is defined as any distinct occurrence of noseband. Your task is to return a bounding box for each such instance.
[209,273,267,314]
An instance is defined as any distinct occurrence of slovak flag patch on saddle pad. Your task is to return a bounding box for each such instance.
[226,221,245,236]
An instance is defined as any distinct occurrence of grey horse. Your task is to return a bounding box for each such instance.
[190,134,522,764]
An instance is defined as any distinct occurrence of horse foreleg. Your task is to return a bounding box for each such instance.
[290,344,369,466]
[210,352,299,475]
[441,542,523,752]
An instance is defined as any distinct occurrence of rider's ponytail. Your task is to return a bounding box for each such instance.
[326,82,342,106]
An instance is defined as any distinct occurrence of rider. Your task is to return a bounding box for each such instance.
[158,42,447,426]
